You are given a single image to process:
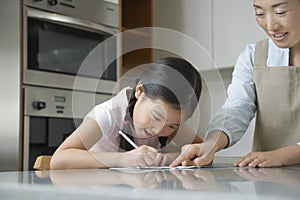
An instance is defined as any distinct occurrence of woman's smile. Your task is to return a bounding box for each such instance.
[271,32,288,41]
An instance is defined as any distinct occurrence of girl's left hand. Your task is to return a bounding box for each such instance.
[234,151,283,168]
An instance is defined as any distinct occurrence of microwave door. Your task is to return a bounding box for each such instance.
[23,7,119,93]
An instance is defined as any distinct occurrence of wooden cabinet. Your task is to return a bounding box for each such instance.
[119,0,153,75]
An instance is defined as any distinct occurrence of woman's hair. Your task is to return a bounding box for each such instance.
[120,57,202,151]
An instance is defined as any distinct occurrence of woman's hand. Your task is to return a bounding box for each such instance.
[169,131,228,167]
[169,143,214,167]
[234,144,300,168]
[233,151,283,168]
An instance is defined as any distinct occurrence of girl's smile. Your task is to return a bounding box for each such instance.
[132,82,182,139]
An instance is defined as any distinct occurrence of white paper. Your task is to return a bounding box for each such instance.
[109,166,201,172]
[109,163,236,172]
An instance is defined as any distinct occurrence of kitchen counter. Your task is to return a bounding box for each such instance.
[1,161,300,200]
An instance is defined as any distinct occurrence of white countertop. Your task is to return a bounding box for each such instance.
[1,161,300,200]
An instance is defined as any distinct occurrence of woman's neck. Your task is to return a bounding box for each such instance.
[289,43,300,67]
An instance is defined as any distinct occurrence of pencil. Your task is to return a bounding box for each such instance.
[118,130,138,149]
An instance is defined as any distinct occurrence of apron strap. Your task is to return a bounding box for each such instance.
[254,39,268,67]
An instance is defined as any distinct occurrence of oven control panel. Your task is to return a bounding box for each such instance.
[23,0,119,28]
[32,0,58,6]
[47,0,58,6]
[24,86,111,118]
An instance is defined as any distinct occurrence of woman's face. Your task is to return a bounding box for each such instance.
[132,83,182,139]
[253,0,300,49]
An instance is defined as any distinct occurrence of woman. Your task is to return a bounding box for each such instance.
[171,0,300,168]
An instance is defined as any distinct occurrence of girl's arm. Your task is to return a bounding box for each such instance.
[51,118,164,169]
[50,118,108,169]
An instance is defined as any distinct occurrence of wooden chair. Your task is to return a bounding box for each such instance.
[33,155,52,170]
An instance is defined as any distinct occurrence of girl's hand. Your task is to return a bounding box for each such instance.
[123,145,164,167]
[233,151,283,168]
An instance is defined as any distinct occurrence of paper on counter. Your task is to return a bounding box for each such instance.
[109,165,198,172]
[109,163,236,172]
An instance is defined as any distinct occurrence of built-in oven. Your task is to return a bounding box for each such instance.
[22,0,120,170]
[22,0,119,93]
[23,86,112,170]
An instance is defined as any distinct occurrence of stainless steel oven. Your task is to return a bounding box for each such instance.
[22,0,120,170]
[23,86,112,170]
[22,0,119,93]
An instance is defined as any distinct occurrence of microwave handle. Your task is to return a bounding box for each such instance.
[26,7,118,35]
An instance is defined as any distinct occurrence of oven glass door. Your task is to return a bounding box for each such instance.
[26,12,117,81]
[28,116,83,170]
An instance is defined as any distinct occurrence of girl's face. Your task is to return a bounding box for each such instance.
[132,83,182,139]
[253,0,300,49]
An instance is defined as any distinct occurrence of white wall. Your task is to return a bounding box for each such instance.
[152,0,212,67]
[213,0,266,67]
[152,0,257,157]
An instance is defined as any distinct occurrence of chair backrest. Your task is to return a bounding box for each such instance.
[33,155,52,170]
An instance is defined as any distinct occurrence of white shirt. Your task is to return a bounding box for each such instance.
[208,39,300,147]
[84,87,130,152]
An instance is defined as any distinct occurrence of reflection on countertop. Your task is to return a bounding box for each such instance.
[1,164,300,200]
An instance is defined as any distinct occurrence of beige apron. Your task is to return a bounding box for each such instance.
[253,39,300,151]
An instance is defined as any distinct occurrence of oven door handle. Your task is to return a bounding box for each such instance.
[26,7,118,35]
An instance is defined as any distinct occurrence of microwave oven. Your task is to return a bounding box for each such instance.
[22,0,120,94]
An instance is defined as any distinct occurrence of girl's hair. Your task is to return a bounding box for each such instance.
[120,57,202,151]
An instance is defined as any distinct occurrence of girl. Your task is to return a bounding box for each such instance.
[171,0,300,168]
[51,57,202,169]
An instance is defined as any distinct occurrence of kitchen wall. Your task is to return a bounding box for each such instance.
[0,0,21,171]
[152,0,265,156]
